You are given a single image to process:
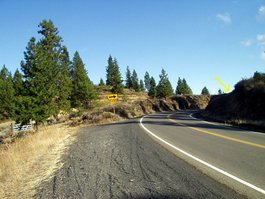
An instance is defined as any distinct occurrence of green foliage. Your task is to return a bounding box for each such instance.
[201,86,210,95]
[148,76,157,98]
[106,56,123,93]
[13,69,24,96]
[156,69,173,98]
[0,66,14,120]
[131,69,140,92]
[15,20,72,124]
[176,78,193,95]
[144,71,151,91]
[99,78,105,86]
[125,66,133,89]
[71,51,96,109]
[55,46,72,114]
[139,79,145,92]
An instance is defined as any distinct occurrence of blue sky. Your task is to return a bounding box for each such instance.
[0,0,265,94]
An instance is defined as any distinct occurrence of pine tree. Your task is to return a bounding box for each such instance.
[0,66,14,120]
[71,51,96,108]
[131,69,140,92]
[139,80,145,92]
[18,20,71,125]
[106,55,115,86]
[55,46,72,114]
[13,69,24,96]
[106,56,123,93]
[201,86,210,95]
[176,78,193,95]
[99,78,105,86]
[176,78,183,95]
[125,66,133,89]
[182,78,193,95]
[148,76,157,98]
[144,71,151,91]
[156,69,173,98]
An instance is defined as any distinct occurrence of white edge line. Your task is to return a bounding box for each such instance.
[189,113,265,136]
[139,116,265,195]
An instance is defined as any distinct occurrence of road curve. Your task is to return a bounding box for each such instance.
[140,111,265,199]
[36,112,246,199]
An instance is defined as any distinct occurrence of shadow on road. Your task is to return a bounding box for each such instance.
[101,111,247,133]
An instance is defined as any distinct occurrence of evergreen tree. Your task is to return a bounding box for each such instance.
[182,78,193,95]
[156,69,173,98]
[106,55,115,86]
[176,78,183,95]
[18,20,71,125]
[55,46,72,114]
[176,78,193,95]
[125,66,133,89]
[148,76,157,98]
[71,51,96,108]
[139,79,145,92]
[144,71,151,91]
[201,86,210,95]
[0,66,14,120]
[106,56,123,93]
[13,69,24,96]
[131,69,140,92]
[99,78,105,86]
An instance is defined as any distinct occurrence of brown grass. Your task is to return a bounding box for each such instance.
[0,124,79,199]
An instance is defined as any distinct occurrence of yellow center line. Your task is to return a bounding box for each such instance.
[167,114,265,149]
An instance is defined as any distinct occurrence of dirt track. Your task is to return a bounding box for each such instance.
[36,118,245,199]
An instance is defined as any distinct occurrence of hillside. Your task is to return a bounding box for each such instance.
[202,72,265,130]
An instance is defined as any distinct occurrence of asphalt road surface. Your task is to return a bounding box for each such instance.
[36,111,265,199]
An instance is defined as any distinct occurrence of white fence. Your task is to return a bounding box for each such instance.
[12,124,34,133]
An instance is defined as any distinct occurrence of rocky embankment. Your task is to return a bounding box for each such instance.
[201,74,265,131]
[73,95,210,126]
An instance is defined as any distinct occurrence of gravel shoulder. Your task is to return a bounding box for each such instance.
[36,118,246,199]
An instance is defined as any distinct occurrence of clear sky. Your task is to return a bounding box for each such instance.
[0,0,265,94]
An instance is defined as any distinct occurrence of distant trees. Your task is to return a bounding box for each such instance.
[70,51,96,109]
[106,55,123,93]
[201,86,210,95]
[125,67,146,92]
[148,76,157,98]
[125,66,133,89]
[99,78,105,86]
[176,78,193,95]
[156,69,173,98]
[0,66,14,120]
[0,20,96,124]
[144,71,151,92]
[131,69,140,92]
[139,80,145,92]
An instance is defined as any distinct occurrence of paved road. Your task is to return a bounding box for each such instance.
[141,111,265,198]
[36,111,265,199]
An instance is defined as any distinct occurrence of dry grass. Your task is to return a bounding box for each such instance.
[0,124,79,199]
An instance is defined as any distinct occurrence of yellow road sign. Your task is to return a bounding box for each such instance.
[110,99,117,105]
[108,94,118,100]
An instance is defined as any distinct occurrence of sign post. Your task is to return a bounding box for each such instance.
[107,94,118,114]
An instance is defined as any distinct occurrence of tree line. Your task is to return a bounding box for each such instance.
[0,19,210,125]
[0,20,96,125]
